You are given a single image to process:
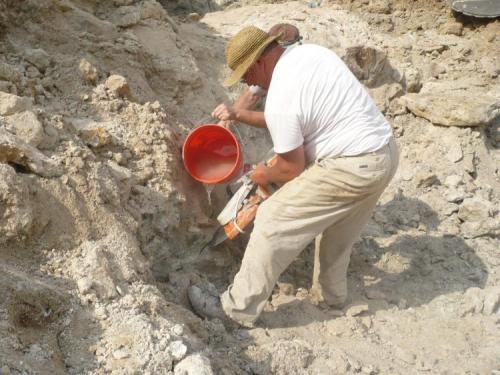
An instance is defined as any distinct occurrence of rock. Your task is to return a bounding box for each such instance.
[445,142,463,163]
[112,6,141,27]
[346,304,369,317]
[168,340,187,361]
[441,21,463,36]
[343,46,393,88]
[0,61,22,82]
[445,189,467,203]
[395,347,416,365]
[104,74,133,100]
[480,57,499,78]
[460,217,499,239]
[26,65,41,79]
[24,48,51,73]
[369,83,404,113]
[0,365,11,375]
[278,282,296,296]
[171,324,184,336]
[404,67,422,93]
[0,164,34,243]
[444,174,463,188]
[0,80,12,93]
[79,58,98,85]
[140,1,167,20]
[0,128,63,177]
[388,97,407,116]
[187,12,202,22]
[365,290,386,300]
[256,339,313,373]
[368,0,391,14]
[458,197,492,222]
[112,348,131,359]
[68,118,113,147]
[174,353,214,375]
[3,110,45,147]
[415,170,439,188]
[427,62,446,78]
[482,287,500,315]
[39,124,59,150]
[0,92,32,115]
[462,152,475,174]
[72,231,148,300]
[402,93,500,127]
[77,278,93,295]
[461,287,484,316]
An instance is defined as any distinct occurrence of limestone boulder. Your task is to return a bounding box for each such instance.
[0,164,34,243]
[174,353,214,375]
[0,128,63,177]
[458,197,494,222]
[68,117,113,147]
[79,58,99,85]
[3,110,45,147]
[343,46,401,88]
[0,92,32,115]
[104,74,134,100]
[401,93,500,127]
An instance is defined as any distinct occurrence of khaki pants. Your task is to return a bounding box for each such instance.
[221,138,399,325]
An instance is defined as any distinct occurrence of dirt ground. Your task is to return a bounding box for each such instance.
[0,0,499,374]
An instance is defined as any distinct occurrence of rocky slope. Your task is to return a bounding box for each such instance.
[0,0,499,374]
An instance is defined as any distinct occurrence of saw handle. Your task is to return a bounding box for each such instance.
[223,154,278,240]
[223,193,264,239]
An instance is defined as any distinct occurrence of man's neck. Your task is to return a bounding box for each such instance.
[261,46,286,89]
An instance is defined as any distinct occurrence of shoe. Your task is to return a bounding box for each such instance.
[187,284,226,321]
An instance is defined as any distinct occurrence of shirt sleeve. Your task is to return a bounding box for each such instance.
[264,111,304,154]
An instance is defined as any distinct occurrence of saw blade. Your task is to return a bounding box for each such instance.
[199,227,228,255]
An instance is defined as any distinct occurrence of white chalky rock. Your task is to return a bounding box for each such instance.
[482,287,500,315]
[402,93,500,127]
[0,128,62,177]
[168,340,187,361]
[174,353,214,375]
[0,92,32,115]
[4,110,45,147]
[444,174,463,188]
[458,198,493,222]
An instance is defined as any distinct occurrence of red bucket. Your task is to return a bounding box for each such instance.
[182,124,243,184]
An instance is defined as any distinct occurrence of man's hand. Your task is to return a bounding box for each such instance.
[217,119,233,129]
[250,163,269,186]
[211,103,237,122]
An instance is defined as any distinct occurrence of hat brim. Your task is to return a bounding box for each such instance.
[223,33,281,87]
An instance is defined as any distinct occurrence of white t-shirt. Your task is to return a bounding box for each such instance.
[264,44,393,162]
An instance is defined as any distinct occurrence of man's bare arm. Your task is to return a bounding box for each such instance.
[214,87,267,128]
[251,145,306,185]
[212,103,267,128]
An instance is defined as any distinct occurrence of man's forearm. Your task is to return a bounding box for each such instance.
[233,89,262,111]
[263,164,301,183]
[235,109,267,128]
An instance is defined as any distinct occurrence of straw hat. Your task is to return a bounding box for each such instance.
[223,26,281,87]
